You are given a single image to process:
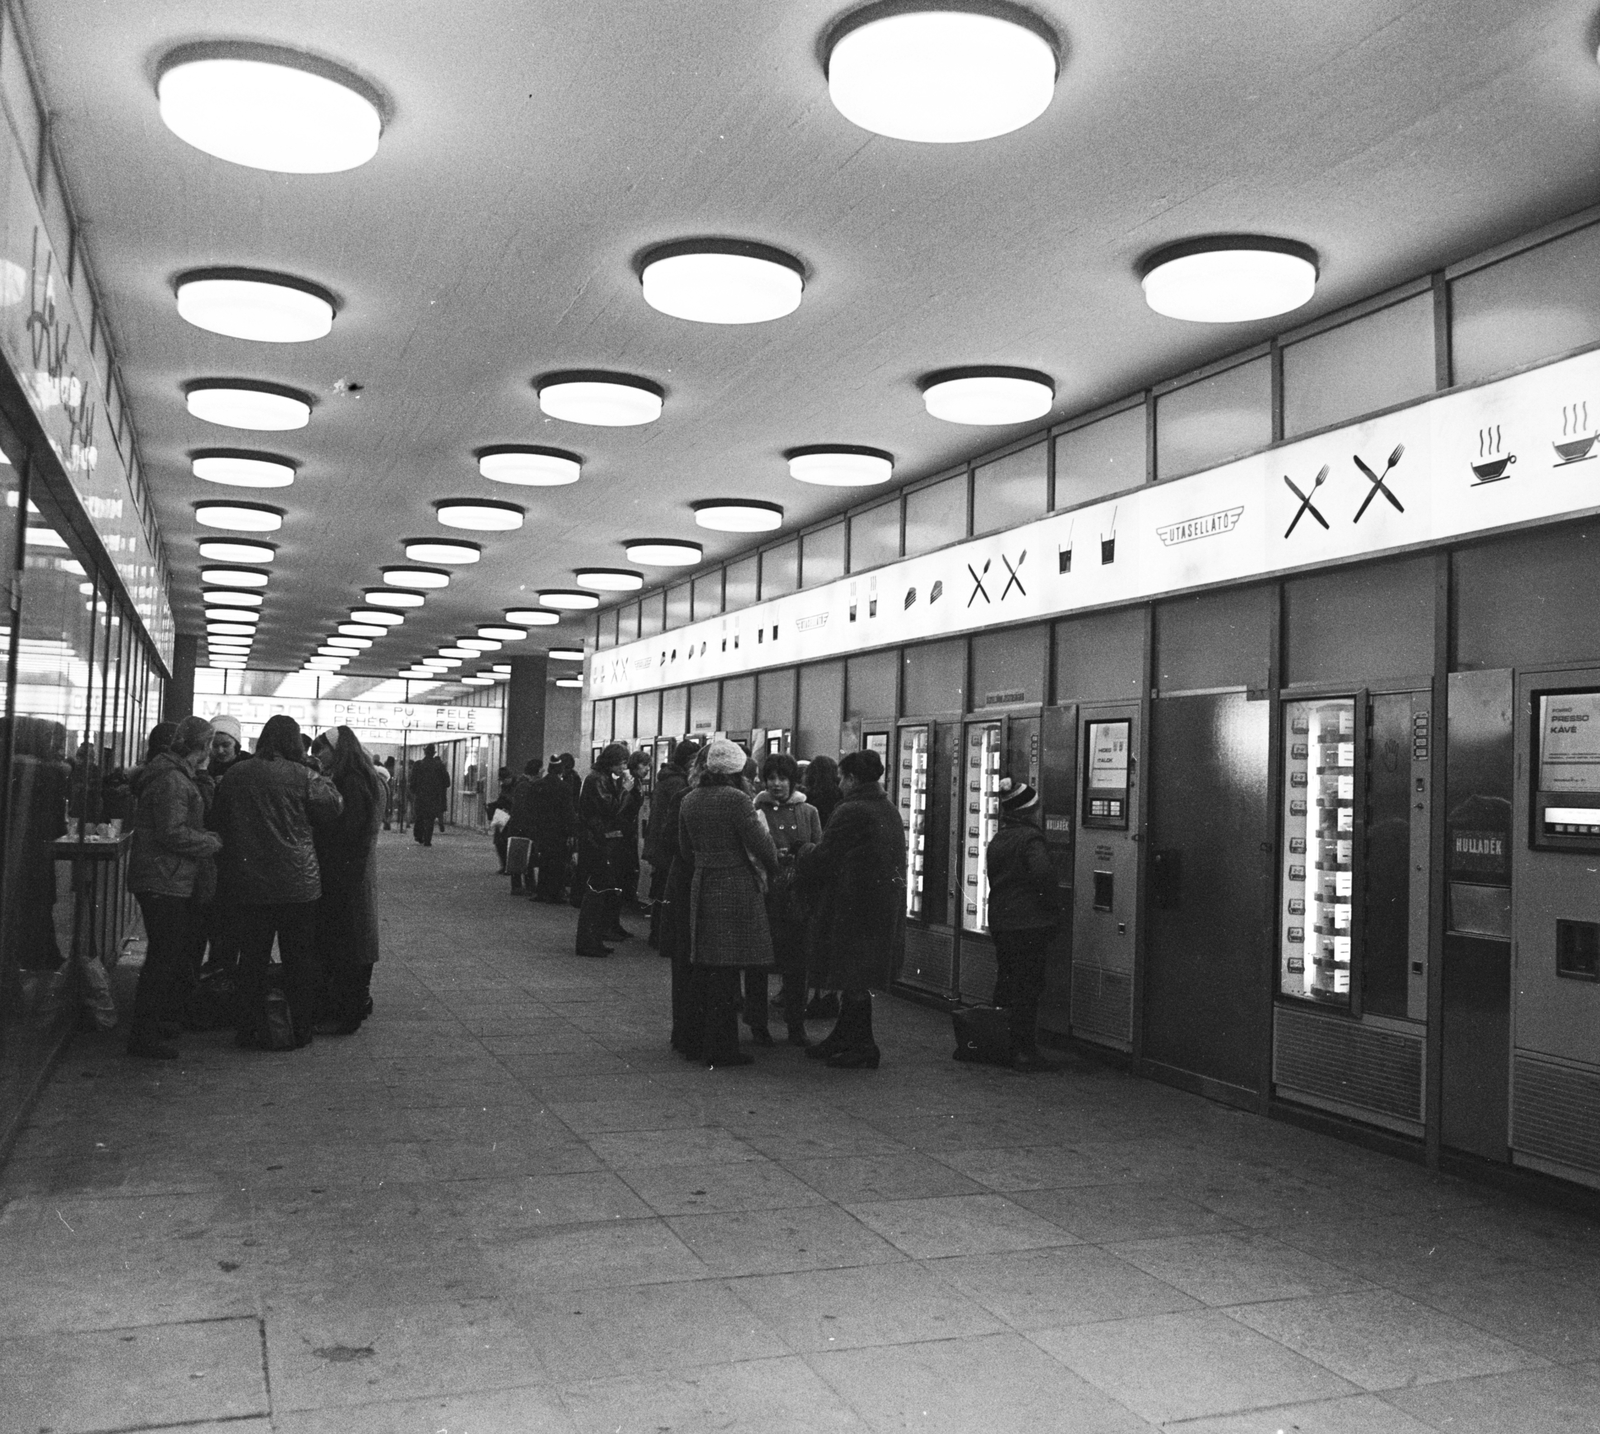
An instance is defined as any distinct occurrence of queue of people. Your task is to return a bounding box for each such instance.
[124,713,384,1060]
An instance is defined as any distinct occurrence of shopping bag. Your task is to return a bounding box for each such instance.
[952,1005,1013,1066]
[506,836,532,876]
[239,969,298,1050]
[490,808,510,833]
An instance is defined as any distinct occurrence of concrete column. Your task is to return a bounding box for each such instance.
[163,633,198,722]
[505,653,549,775]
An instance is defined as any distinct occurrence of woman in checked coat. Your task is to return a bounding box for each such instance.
[676,738,778,1066]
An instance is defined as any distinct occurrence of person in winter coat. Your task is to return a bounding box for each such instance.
[125,716,223,1059]
[644,740,696,947]
[408,744,451,845]
[677,738,778,1066]
[310,726,385,1034]
[524,763,576,903]
[753,752,823,1047]
[487,765,518,874]
[803,755,843,830]
[663,746,706,1056]
[574,743,639,955]
[212,714,342,1048]
[500,760,541,890]
[794,747,907,1069]
[985,777,1063,1071]
[195,713,250,974]
[615,749,653,910]
[206,714,250,781]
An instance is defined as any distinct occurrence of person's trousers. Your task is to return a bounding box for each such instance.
[575,882,614,954]
[533,846,566,902]
[325,959,373,1029]
[235,901,321,1045]
[131,893,193,1041]
[646,864,670,946]
[694,966,742,1064]
[493,827,509,872]
[742,968,773,1032]
[413,809,436,845]
[992,927,1053,1056]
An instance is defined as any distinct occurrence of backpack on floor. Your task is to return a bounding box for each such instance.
[952,1005,1013,1066]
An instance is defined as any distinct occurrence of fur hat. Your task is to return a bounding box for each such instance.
[210,714,242,741]
[705,738,747,775]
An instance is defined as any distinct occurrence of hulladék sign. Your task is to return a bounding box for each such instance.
[590,345,1600,700]
[196,696,503,740]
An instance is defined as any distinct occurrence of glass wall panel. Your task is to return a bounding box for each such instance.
[802,522,846,588]
[665,582,692,630]
[660,686,688,739]
[974,442,1046,536]
[617,602,640,643]
[1055,405,1146,509]
[1283,295,1435,439]
[904,475,968,557]
[760,540,799,599]
[640,591,665,638]
[724,555,758,611]
[848,499,900,573]
[692,572,723,621]
[1155,356,1272,480]
[796,660,845,759]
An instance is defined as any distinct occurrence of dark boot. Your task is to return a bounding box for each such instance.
[825,992,881,1069]
[647,901,662,950]
[804,1011,850,1060]
[576,885,614,957]
[702,970,751,1067]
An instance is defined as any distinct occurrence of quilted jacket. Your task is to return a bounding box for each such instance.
[126,752,223,898]
[213,755,343,905]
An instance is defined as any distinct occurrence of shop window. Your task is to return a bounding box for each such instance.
[1283,295,1436,438]
[1155,586,1273,693]
[756,666,796,730]
[1054,608,1145,704]
[846,650,898,719]
[972,625,1048,708]
[901,639,966,717]
[1155,356,1271,480]
[1054,405,1147,510]
[724,555,758,611]
[1452,222,1600,387]
[802,522,846,588]
[692,572,723,621]
[1284,556,1436,686]
[665,582,692,630]
[760,540,799,599]
[904,474,968,557]
[848,499,900,572]
[797,660,845,758]
[974,442,1046,536]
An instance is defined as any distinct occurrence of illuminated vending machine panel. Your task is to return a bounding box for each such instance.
[1280,698,1356,1005]
[899,726,930,920]
[962,722,1003,933]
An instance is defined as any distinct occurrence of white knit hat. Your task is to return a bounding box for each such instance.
[211,714,242,741]
[705,738,747,774]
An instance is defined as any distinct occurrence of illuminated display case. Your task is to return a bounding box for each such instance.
[1279,697,1358,1005]
[898,725,930,919]
[962,721,1003,932]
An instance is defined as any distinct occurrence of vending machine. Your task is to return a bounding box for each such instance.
[1509,670,1600,1190]
[960,720,1005,938]
[894,719,961,998]
[898,725,932,922]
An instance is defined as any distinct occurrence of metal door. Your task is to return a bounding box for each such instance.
[1038,704,1077,1035]
[1142,692,1272,1096]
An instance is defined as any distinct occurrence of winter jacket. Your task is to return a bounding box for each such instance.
[795,782,907,990]
[644,763,689,868]
[504,775,540,840]
[755,789,822,976]
[678,784,778,968]
[525,773,576,852]
[754,789,823,857]
[805,781,841,830]
[578,768,634,880]
[126,752,223,898]
[314,768,383,966]
[213,755,343,905]
[409,755,451,816]
[985,816,1061,933]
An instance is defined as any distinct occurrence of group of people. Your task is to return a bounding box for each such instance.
[123,713,384,1059]
[492,737,1065,1073]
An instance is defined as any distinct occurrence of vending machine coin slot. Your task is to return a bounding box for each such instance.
[1556,919,1600,980]
[1092,870,1114,911]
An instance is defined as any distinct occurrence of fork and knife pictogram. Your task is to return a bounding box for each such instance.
[1353,443,1405,522]
[1000,550,1026,599]
[967,559,991,606]
[1284,465,1330,537]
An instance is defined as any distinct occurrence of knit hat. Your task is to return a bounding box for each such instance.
[998,776,1039,813]
[705,738,747,775]
[211,714,242,741]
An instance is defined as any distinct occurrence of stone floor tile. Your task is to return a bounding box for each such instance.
[480,1216,711,1292]
[726,1261,1006,1352]
[1015,1180,1241,1243]
[933,1244,1198,1330]
[667,1203,905,1276]
[587,1126,762,1169]
[0,1317,267,1434]
[1108,1230,1372,1307]
[454,1170,655,1239]
[783,1151,986,1203]
[271,1383,576,1434]
[1387,1362,1600,1434]
[933,1142,1149,1193]
[1227,1288,1548,1391]
[417,1136,604,1181]
[1165,1392,1440,1433]
[620,1158,828,1216]
[809,1330,1154,1434]
[1037,1309,1358,1423]
[1414,1265,1600,1362]
[847,1191,1082,1259]
[732,1113,913,1160]
[558,1354,869,1434]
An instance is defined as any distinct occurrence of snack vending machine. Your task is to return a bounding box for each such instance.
[898,726,931,920]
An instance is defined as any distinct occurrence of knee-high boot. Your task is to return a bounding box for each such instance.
[575,884,613,957]
[825,990,880,1069]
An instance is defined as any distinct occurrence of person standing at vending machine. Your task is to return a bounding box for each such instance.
[984,778,1062,1072]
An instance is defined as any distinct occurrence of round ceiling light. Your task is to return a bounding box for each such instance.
[425,656,463,669]
[402,539,480,565]
[438,645,476,659]
[382,564,450,588]
[786,445,894,487]
[176,269,336,343]
[457,637,501,652]
[555,677,584,689]
[213,659,247,669]
[192,449,297,488]
[208,636,251,647]
[491,664,512,674]
[574,567,643,592]
[505,608,561,627]
[350,608,404,626]
[477,445,582,487]
[639,239,804,324]
[199,537,276,563]
[156,44,383,175]
[195,500,284,532]
[205,608,259,624]
[624,538,702,567]
[919,367,1054,425]
[536,371,663,427]
[399,667,435,678]
[1139,236,1320,323]
[460,674,494,686]
[205,589,263,608]
[693,499,784,533]
[549,647,585,662]
[825,3,1059,144]
[208,621,257,637]
[435,498,524,531]
[339,622,387,638]
[538,589,600,610]
[328,636,370,650]
[186,380,312,431]
[201,565,269,587]
[363,587,425,608]
[477,625,527,641]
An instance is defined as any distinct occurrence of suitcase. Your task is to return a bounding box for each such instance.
[952,1005,1014,1065]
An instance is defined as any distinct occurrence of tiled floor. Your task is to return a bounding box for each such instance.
[3,830,1599,1434]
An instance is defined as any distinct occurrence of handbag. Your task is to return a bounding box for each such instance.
[239,968,299,1050]
[952,1005,1014,1065]
[506,835,532,875]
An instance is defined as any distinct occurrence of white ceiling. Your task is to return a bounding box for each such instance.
[22,0,1600,675]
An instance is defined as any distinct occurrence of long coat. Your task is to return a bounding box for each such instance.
[314,769,383,965]
[754,789,823,977]
[409,755,451,819]
[795,782,907,990]
[677,784,778,968]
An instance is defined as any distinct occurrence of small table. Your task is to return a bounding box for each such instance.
[51,834,133,1010]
